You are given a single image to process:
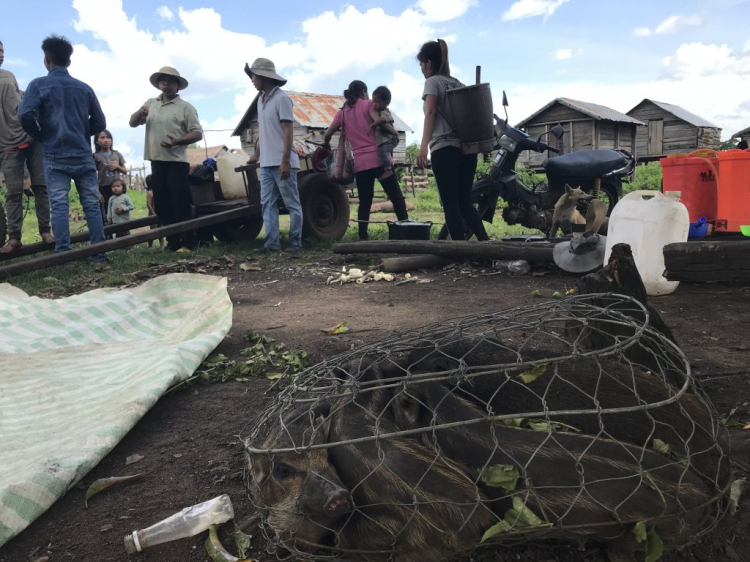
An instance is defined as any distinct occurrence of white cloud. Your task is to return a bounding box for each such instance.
[507,40,750,143]
[633,14,702,37]
[655,14,701,34]
[501,0,570,22]
[156,6,174,20]
[66,0,447,165]
[554,48,572,60]
[416,0,477,22]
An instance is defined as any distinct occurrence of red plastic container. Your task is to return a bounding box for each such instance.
[660,150,718,222]
[716,149,750,232]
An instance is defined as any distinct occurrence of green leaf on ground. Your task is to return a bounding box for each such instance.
[85,473,145,507]
[518,362,548,384]
[503,496,546,528]
[645,528,664,562]
[633,521,647,543]
[233,523,252,558]
[480,464,520,491]
[480,519,513,543]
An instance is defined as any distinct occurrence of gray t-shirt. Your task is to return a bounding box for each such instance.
[0,69,32,151]
[257,87,300,169]
[422,75,464,152]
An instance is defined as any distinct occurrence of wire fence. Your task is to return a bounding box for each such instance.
[244,294,731,561]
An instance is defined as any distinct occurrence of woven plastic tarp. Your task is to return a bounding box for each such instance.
[0,273,232,547]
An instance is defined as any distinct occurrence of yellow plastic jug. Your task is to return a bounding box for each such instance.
[216,150,248,200]
[604,190,689,296]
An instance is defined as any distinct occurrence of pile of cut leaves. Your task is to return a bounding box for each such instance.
[168,331,310,393]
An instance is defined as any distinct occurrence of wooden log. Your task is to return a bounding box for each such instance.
[380,255,453,273]
[0,206,260,278]
[663,240,750,284]
[333,240,555,262]
[370,200,416,213]
[0,215,160,262]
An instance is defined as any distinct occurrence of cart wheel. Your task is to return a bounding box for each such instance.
[213,216,264,243]
[299,173,351,240]
[0,203,6,247]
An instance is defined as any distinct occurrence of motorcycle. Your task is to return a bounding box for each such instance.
[439,92,636,239]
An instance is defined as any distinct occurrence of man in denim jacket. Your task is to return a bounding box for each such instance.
[19,35,107,262]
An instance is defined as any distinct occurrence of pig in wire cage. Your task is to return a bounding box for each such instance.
[243,294,731,562]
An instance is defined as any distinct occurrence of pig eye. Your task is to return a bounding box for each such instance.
[274,463,294,479]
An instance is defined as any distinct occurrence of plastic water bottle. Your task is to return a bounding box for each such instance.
[492,259,531,274]
[123,494,234,553]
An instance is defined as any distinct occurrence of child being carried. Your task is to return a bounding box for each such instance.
[369,86,399,180]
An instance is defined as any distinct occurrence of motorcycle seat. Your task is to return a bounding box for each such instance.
[543,149,628,177]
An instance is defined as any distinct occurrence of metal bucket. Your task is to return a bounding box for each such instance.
[447,83,495,154]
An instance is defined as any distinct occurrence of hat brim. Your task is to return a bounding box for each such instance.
[150,72,189,91]
[553,235,607,273]
[249,69,287,86]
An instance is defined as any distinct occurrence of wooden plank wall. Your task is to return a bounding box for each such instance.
[629,101,709,158]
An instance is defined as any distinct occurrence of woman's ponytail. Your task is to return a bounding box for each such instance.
[343,80,367,107]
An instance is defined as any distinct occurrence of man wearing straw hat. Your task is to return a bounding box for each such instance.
[130,66,203,252]
[245,58,303,253]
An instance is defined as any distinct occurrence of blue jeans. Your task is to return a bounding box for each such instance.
[43,155,106,260]
[260,167,302,250]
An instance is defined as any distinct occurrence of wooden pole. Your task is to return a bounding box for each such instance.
[663,240,750,284]
[333,240,555,262]
[0,206,259,278]
[0,216,160,262]
[381,255,452,273]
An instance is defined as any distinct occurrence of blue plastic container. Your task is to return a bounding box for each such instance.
[688,217,708,239]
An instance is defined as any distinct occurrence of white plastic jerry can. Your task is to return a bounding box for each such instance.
[216,150,249,200]
[604,190,689,296]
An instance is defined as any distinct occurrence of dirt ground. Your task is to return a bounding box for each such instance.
[2,253,749,562]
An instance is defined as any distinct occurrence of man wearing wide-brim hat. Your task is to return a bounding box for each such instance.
[129,66,203,252]
[245,58,303,253]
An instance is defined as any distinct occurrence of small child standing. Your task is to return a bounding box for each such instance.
[107,179,134,237]
[369,86,399,179]
[94,130,127,223]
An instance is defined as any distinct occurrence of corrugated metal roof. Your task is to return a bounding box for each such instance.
[640,100,718,128]
[516,97,645,128]
[232,90,413,136]
[732,125,750,138]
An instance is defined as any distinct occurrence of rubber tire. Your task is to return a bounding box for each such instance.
[213,216,264,243]
[299,173,351,240]
[599,184,619,216]
[0,203,6,247]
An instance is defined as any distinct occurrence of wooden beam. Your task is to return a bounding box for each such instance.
[0,215,160,262]
[663,240,750,284]
[333,240,555,262]
[0,205,260,278]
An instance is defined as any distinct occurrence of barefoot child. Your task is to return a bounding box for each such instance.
[369,86,399,179]
[106,178,134,237]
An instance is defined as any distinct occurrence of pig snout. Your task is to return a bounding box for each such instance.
[324,489,352,517]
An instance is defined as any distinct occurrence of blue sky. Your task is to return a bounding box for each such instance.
[2,0,749,167]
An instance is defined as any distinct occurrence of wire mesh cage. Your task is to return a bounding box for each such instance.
[243,294,731,562]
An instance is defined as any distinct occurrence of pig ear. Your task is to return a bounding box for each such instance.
[247,453,268,484]
[392,389,422,429]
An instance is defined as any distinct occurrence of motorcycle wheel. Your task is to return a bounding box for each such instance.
[437,202,491,240]
[598,183,619,215]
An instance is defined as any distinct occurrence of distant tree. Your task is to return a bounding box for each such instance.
[718,138,737,151]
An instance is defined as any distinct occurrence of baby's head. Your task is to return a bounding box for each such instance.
[111,178,126,195]
[371,86,391,112]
